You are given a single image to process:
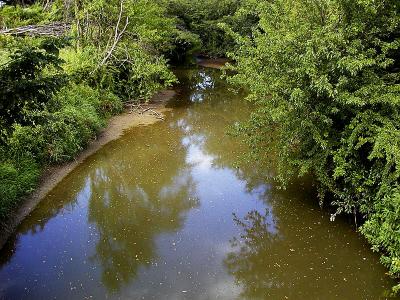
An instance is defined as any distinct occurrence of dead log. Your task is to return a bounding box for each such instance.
[0,22,71,37]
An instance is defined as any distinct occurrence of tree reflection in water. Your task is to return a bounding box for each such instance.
[225,209,282,298]
[83,122,200,291]
[86,165,198,291]
[0,115,200,295]
[0,67,394,299]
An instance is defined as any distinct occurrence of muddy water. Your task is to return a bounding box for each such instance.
[0,67,396,299]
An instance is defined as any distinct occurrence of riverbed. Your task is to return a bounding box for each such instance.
[0,66,396,299]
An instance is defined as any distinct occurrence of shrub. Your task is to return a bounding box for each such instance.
[0,158,39,221]
[0,38,67,128]
[361,188,400,293]
[8,83,122,163]
[228,0,400,291]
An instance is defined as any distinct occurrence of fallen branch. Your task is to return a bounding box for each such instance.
[0,22,71,37]
[149,109,165,120]
[124,102,164,119]
[124,101,157,114]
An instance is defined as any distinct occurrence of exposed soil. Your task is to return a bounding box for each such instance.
[196,57,229,69]
[0,89,176,250]
[0,58,227,250]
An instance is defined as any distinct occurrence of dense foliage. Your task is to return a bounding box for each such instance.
[167,0,258,57]
[0,0,191,223]
[1,0,399,294]
[227,0,400,293]
[0,38,66,128]
[0,0,254,223]
[0,38,123,220]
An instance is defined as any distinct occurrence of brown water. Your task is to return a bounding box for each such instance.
[0,67,396,300]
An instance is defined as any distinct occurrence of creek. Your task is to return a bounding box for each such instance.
[0,66,395,299]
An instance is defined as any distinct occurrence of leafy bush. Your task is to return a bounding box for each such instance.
[0,38,67,128]
[108,45,177,101]
[361,187,400,293]
[228,0,400,292]
[0,4,45,29]
[0,158,39,221]
[8,83,122,163]
[60,46,100,83]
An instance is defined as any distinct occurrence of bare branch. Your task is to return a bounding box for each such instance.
[98,0,129,67]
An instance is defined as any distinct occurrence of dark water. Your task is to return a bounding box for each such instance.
[0,67,396,299]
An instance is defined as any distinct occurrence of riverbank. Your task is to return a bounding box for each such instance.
[0,65,394,299]
[196,57,230,69]
[0,57,229,251]
[0,90,175,250]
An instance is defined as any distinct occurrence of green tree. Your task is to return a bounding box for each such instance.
[168,0,258,57]
[0,38,66,129]
[228,0,400,292]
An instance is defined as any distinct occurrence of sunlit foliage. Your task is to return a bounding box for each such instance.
[228,0,400,292]
[0,0,399,293]
[0,0,187,224]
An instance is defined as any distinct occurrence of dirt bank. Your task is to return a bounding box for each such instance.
[196,57,229,69]
[0,89,176,250]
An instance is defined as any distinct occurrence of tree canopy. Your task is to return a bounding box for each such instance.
[227,0,400,293]
[0,0,399,293]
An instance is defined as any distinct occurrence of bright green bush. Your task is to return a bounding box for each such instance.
[361,187,400,293]
[228,0,400,292]
[8,83,122,163]
[108,45,177,101]
[0,4,45,28]
[0,158,39,221]
[60,46,100,83]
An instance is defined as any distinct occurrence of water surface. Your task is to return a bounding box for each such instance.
[0,67,396,299]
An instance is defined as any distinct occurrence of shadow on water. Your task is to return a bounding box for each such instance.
[0,65,397,299]
[0,114,199,297]
[223,180,396,299]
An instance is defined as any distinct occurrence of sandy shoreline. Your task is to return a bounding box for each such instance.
[0,89,176,250]
[0,58,229,250]
[196,57,229,69]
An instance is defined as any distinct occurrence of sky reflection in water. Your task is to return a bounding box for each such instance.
[0,67,396,300]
